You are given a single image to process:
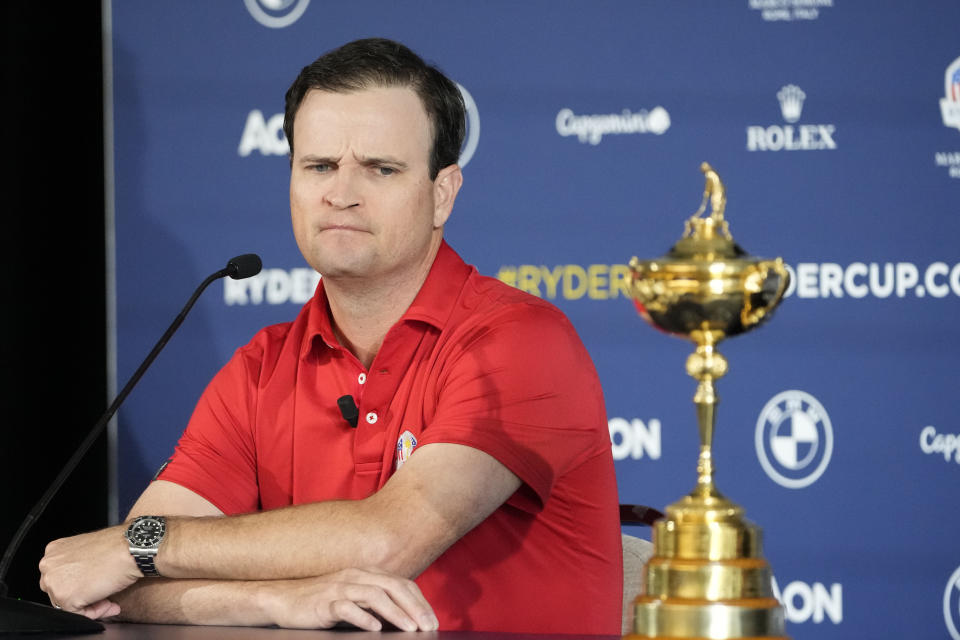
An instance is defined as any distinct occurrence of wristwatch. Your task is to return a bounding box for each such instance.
[124,515,166,577]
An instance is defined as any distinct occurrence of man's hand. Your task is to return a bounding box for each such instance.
[257,568,438,631]
[39,525,141,614]
[89,567,438,629]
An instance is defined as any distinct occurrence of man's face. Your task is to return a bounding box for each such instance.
[289,86,459,284]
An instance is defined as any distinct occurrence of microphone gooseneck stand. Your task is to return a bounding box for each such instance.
[0,254,262,635]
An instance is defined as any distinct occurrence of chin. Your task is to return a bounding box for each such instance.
[314,258,376,280]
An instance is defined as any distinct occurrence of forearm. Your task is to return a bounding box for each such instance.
[157,496,440,582]
[149,444,518,584]
[112,579,268,626]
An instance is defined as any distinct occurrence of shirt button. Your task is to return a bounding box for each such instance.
[366,412,378,424]
[358,373,367,385]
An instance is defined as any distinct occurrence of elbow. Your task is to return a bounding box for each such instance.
[361,527,427,578]
[360,518,453,579]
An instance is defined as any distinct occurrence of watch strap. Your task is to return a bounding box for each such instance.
[131,551,161,577]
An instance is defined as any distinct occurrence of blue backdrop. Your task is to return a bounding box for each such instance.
[109,2,960,637]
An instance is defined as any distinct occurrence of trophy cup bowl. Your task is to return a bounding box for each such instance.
[624,163,790,639]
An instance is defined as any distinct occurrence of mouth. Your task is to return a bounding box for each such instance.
[319,223,370,233]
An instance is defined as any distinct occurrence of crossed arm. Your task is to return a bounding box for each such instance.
[38,442,521,629]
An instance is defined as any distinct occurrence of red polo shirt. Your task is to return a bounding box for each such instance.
[159,241,622,633]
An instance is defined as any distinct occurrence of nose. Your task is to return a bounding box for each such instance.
[324,168,360,209]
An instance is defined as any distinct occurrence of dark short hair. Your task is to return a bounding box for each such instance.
[284,38,466,179]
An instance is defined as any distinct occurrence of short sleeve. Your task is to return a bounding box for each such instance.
[418,302,608,513]
[156,341,264,515]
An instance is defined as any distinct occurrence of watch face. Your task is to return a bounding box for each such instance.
[128,517,165,547]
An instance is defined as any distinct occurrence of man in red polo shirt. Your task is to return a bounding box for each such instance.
[39,38,622,633]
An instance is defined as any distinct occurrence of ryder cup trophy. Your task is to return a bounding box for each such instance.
[625,163,790,639]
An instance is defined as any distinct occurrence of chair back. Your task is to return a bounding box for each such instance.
[620,533,654,634]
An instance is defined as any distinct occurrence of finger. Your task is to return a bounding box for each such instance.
[337,569,437,630]
[345,584,419,631]
[328,599,382,631]
[363,574,437,630]
[40,581,61,610]
[96,601,122,619]
[78,599,121,620]
[339,569,432,614]
[397,578,433,615]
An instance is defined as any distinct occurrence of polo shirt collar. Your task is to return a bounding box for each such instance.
[300,240,473,361]
[403,240,472,328]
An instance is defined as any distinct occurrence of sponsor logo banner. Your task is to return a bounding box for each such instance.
[747,84,836,152]
[749,0,834,22]
[496,263,633,301]
[919,426,960,464]
[609,417,661,461]
[224,268,321,305]
[755,390,833,489]
[941,56,960,132]
[772,577,843,624]
[784,262,960,299]
[238,110,288,157]
[946,565,960,640]
[556,107,671,145]
[244,0,310,28]
[496,261,960,302]
[935,151,960,179]
[457,83,481,168]
[937,57,960,179]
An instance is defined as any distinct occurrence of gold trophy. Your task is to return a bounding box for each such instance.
[625,163,790,639]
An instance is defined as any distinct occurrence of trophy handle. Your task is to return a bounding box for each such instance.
[741,258,789,327]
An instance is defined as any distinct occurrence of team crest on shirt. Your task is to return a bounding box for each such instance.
[395,430,418,470]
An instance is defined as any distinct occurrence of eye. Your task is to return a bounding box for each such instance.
[309,163,331,173]
[375,165,396,177]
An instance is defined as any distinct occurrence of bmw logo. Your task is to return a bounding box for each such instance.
[755,390,833,489]
[457,83,480,169]
[244,0,310,29]
[946,565,960,640]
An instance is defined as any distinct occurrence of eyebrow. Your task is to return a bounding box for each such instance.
[357,155,408,170]
[296,154,409,170]
[297,154,338,166]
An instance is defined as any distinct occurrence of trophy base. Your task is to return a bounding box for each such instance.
[624,489,788,640]
[627,596,786,639]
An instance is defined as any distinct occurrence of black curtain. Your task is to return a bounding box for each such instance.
[1,3,109,604]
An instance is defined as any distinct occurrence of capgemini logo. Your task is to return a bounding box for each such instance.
[244,0,310,28]
[777,85,806,123]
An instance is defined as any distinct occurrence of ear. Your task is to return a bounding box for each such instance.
[432,164,463,228]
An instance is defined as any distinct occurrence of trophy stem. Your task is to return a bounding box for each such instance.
[686,329,727,495]
[694,381,717,493]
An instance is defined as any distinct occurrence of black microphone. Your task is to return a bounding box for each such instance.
[337,395,359,428]
[225,253,263,280]
[0,254,262,635]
